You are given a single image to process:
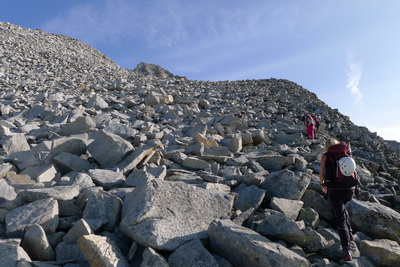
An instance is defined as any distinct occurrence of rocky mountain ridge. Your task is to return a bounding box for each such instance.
[1,21,400,266]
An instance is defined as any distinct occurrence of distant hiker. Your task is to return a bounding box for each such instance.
[313,114,322,137]
[304,114,315,139]
[320,138,358,261]
[301,113,308,123]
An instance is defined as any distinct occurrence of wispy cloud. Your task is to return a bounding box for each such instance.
[41,0,296,49]
[345,52,363,106]
[43,0,143,45]
[40,0,330,76]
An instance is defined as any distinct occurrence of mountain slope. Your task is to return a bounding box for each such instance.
[1,22,400,266]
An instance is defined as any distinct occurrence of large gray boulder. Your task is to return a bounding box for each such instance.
[62,218,93,244]
[181,156,211,170]
[270,197,304,220]
[58,171,96,189]
[256,154,288,172]
[120,179,234,251]
[20,165,57,183]
[5,197,59,238]
[183,122,207,137]
[9,150,41,171]
[168,238,219,267]
[0,178,17,203]
[302,226,329,253]
[349,199,400,244]
[115,143,161,175]
[254,210,306,246]
[21,224,55,261]
[360,239,400,266]
[232,184,266,212]
[81,188,122,232]
[87,130,134,168]
[78,234,130,267]
[18,185,80,202]
[87,169,126,190]
[300,189,333,220]
[273,132,303,145]
[53,151,95,173]
[55,241,87,263]
[86,95,109,110]
[141,247,169,267]
[45,137,87,165]
[208,219,311,267]
[260,169,311,200]
[58,116,96,136]
[103,123,138,139]
[0,239,31,266]
[2,133,30,154]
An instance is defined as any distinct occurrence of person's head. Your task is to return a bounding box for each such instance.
[325,138,339,150]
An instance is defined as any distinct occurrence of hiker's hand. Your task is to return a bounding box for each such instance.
[321,185,327,194]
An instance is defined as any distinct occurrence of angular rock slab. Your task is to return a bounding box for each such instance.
[5,198,59,238]
[78,234,130,267]
[0,178,17,203]
[18,185,80,202]
[360,239,400,266]
[208,219,311,267]
[116,143,161,175]
[120,179,234,251]
[0,239,31,266]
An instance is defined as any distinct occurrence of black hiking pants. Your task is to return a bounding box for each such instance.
[328,188,355,250]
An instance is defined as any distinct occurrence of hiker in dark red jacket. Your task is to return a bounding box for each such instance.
[320,138,355,261]
[305,114,315,139]
[313,114,321,137]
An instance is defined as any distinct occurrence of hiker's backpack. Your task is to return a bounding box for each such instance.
[324,142,359,188]
[306,115,315,127]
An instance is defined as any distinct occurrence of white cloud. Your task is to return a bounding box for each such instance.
[345,52,363,106]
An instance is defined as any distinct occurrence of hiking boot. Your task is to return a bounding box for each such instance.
[343,249,352,261]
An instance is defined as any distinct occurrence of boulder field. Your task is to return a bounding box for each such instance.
[1,22,400,266]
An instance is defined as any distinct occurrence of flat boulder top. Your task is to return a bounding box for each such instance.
[120,179,234,250]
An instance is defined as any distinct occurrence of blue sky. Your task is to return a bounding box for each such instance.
[1,0,400,141]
